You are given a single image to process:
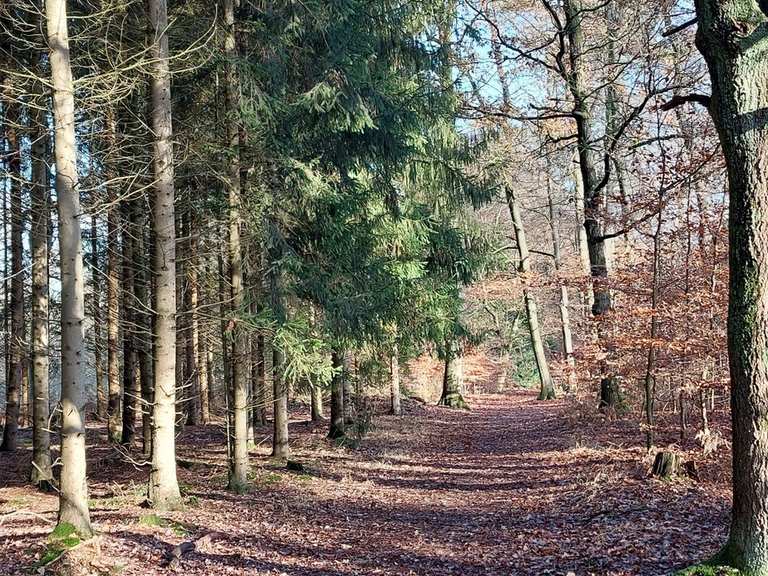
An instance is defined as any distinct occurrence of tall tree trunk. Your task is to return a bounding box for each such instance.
[90,214,106,419]
[1,99,22,452]
[563,0,619,409]
[184,214,200,426]
[271,344,290,457]
[694,2,768,571]
[328,350,345,439]
[29,104,52,488]
[223,0,249,489]
[105,109,122,443]
[147,0,182,511]
[643,198,663,449]
[46,0,93,536]
[390,343,401,416]
[547,165,575,376]
[134,209,153,456]
[506,186,555,400]
[121,201,138,446]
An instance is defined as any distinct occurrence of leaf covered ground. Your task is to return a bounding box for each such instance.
[0,391,731,575]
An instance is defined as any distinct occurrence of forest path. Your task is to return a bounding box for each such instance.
[0,390,729,575]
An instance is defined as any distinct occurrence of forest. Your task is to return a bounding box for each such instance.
[0,0,765,574]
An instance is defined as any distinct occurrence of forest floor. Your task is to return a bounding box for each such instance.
[0,390,731,576]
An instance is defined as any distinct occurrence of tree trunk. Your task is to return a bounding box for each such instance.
[547,167,575,389]
[29,103,52,488]
[184,214,200,426]
[328,350,345,439]
[271,344,290,457]
[223,0,249,490]
[390,343,401,416]
[693,3,768,570]
[438,338,469,410]
[505,186,555,400]
[90,214,106,419]
[121,202,138,446]
[563,0,619,409]
[1,100,22,452]
[46,0,93,536]
[147,0,182,511]
[105,109,122,444]
[134,212,153,457]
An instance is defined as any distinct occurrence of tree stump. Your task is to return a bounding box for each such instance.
[652,451,681,478]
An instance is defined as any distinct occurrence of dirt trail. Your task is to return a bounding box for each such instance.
[0,391,729,575]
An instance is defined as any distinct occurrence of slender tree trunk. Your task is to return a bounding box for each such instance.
[223,0,249,489]
[46,0,93,536]
[147,0,182,511]
[390,343,401,416]
[328,350,345,439]
[105,109,122,443]
[505,186,555,400]
[121,202,138,446]
[29,104,52,488]
[184,214,200,426]
[643,201,663,449]
[218,249,231,418]
[547,168,575,388]
[271,345,290,457]
[90,214,106,419]
[563,0,619,409]
[199,322,210,424]
[1,100,22,452]
[693,2,768,571]
[134,210,153,456]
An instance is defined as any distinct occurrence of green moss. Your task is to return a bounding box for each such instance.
[35,523,82,568]
[675,565,740,575]
[138,514,190,536]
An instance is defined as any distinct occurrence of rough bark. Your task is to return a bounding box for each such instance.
[46,0,93,536]
[1,99,22,452]
[29,104,53,487]
[147,0,182,511]
[693,2,768,572]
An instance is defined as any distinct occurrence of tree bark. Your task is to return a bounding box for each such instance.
[506,187,555,400]
[184,214,201,426]
[223,0,250,489]
[134,209,153,457]
[147,0,182,511]
[46,0,93,536]
[694,2,768,571]
[121,201,138,446]
[563,0,619,409]
[105,109,122,444]
[438,338,469,409]
[1,99,22,452]
[90,214,106,419]
[29,103,52,488]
